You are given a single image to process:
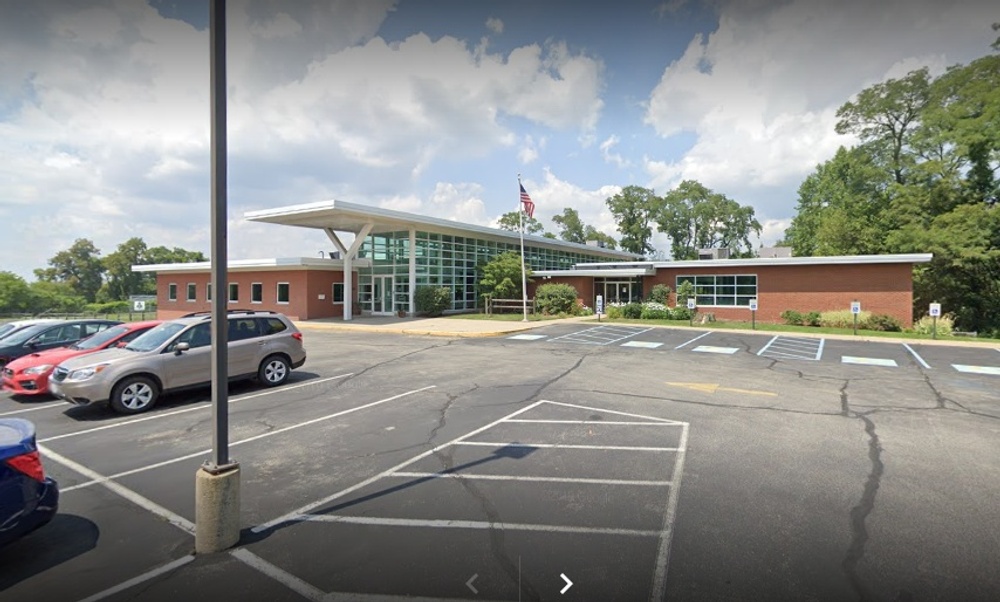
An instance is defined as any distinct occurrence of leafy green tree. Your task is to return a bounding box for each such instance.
[27,281,86,314]
[144,246,208,265]
[103,237,151,301]
[606,185,658,255]
[497,210,545,234]
[0,272,32,314]
[784,147,893,256]
[34,238,105,303]
[551,208,587,243]
[835,67,931,185]
[478,251,531,300]
[655,180,761,259]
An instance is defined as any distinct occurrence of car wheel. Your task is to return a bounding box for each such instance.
[258,355,290,387]
[110,376,159,414]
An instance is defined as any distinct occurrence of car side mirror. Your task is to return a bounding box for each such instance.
[174,342,190,355]
[26,341,38,349]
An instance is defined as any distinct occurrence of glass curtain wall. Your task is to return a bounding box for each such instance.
[357,231,611,313]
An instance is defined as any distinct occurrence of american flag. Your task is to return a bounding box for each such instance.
[519,183,535,218]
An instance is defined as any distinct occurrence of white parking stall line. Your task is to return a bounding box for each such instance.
[388,472,672,487]
[674,331,711,350]
[40,373,354,443]
[76,555,197,602]
[816,338,826,360]
[691,346,740,355]
[454,441,680,452]
[540,400,687,425]
[59,386,437,493]
[757,336,823,361]
[549,326,652,346]
[230,549,327,602]
[842,356,898,367]
[953,364,1000,376]
[505,419,676,426]
[0,401,67,417]
[756,335,780,356]
[651,422,689,601]
[902,344,931,369]
[38,444,195,534]
[300,515,663,538]
[506,334,547,341]
[251,400,550,533]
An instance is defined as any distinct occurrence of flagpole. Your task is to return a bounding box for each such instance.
[518,175,529,322]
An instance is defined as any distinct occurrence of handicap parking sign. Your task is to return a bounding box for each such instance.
[929,303,941,317]
[850,301,861,315]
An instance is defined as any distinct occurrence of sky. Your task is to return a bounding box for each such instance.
[1,0,997,280]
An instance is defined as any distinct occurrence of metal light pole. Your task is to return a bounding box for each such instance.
[196,0,240,554]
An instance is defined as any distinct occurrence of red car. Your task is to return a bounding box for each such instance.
[1,321,161,396]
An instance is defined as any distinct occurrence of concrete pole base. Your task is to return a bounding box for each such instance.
[195,464,241,554]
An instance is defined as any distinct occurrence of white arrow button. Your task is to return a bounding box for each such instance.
[466,573,479,595]
[560,573,573,594]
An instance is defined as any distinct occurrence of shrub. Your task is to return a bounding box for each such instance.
[535,283,579,315]
[622,303,643,319]
[863,313,903,332]
[819,310,869,329]
[675,280,695,306]
[84,301,131,314]
[415,286,452,316]
[805,311,822,327]
[912,314,954,337]
[605,305,624,319]
[640,303,672,320]
[671,307,693,321]
[647,284,671,304]
[781,310,804,326]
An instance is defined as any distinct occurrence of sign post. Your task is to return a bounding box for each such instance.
[749,298,758,330]
[851,300,861,336]
[687,297,696,327]
[596,294,604,323]
[929,302,941,340]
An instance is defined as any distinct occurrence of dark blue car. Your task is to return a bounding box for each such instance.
[0,418,59,547]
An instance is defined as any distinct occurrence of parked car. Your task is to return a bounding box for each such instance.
[49,311,306,414]
[0,319,63,342]
[2,320,162,397]
[0,418,59,547]
[0,320,121,369]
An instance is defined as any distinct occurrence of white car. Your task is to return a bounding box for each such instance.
[0,319,63,342]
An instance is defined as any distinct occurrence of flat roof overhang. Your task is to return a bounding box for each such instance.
[573,253,933,269]
[243,200,640,261]
[131,257,372,274]
[534,267,656,278]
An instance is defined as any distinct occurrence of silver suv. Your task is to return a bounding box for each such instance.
[49,311,306,414]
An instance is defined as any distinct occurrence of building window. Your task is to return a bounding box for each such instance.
[228,283,239,303]
[206,283,212,301]
[332,282,345,304]
[167,283,177,302]
[251,282,263,304]
[276,282,290,304]
[676,274,757,307]
[187,283,197,302]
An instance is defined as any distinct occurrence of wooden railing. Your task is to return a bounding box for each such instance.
[485,298,535,315]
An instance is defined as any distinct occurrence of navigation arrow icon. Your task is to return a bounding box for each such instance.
[466,573,479,595]
[560,573,573,594]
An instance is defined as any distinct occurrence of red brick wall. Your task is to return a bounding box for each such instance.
[156,270,354,321]
[538,262,916,327]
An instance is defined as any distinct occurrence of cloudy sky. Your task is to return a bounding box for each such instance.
[1,0,997,279]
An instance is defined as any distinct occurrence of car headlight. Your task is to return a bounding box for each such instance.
[23,364,53,375]
[66,364,110,382]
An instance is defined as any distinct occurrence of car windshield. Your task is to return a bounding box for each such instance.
[71,324,129,351]
[0,324,50,346]
[0,324,16,339]
[125,322,187,352]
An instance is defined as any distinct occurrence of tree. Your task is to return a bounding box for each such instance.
[34,238,105,303]
[497,211,545,235]
[583,226,617,249]
[144,246,208,265]
[478,251,531,300]
[835,68,930,185]
[0,272,32,314]
[551,208,587,243]
[783,147,893,256]
[605,185,658,255]
[103,237,150,301]
[655,180,762,260]
[27,281,86,314]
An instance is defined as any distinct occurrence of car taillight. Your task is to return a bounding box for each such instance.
[5,450,46,482]
[291,332,302,342]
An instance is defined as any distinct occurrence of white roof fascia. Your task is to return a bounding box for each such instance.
[131,257,372,273]
[534,268,655,278]
[572,253,933,270]
[244,199,641,261]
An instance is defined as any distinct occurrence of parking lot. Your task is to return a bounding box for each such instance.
[2,320,999,601]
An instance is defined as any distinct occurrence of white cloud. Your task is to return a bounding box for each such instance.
[600,135,630,168]
[486,17,504,34]
[643,0,999,219]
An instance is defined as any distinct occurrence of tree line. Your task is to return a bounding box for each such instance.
[0,238,205,314]
[497,179,763,259]
[782,42,999,335]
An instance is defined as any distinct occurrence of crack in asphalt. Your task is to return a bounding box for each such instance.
[841,409,883,602]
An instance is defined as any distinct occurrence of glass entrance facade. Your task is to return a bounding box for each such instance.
[357,231,622,313]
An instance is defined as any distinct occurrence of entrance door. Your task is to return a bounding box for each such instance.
[372,275,394,315]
